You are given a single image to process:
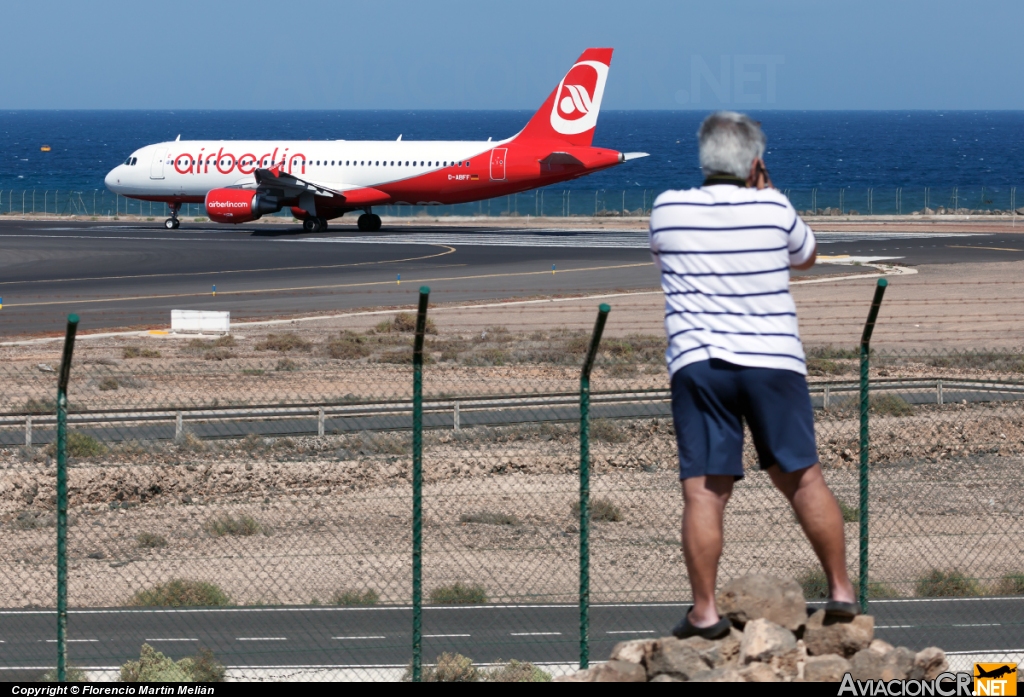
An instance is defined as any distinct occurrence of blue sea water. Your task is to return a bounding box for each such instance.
[2,110,1023,197]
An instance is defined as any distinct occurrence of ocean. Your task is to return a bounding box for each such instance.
[2,110,1024,209]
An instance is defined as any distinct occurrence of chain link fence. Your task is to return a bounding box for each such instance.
[1,293,1022,681]
[2,187,1023,221]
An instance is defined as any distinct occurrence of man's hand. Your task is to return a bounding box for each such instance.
[746,158,773,190]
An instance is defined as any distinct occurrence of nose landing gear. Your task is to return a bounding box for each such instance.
[357,212,382,232]
[164,202,181,230]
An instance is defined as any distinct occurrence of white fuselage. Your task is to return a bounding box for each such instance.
[105,139,505,200]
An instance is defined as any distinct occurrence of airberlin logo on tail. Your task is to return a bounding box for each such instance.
[550,60,609,136]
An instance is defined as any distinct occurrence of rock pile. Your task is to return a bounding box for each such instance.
[556,575,948,683]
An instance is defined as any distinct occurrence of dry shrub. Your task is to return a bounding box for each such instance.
[590,419,628,443]
[995,573,1024,595]
[331,589,380,606]
[136,532,168,549]
[571,497,623,522]
[98,377,119,391]
[204,513,263,537]
[379,312,437,334]
[916,569,982,597]
[256,333,311,352]
[485,660,552,682]
[123,346,161,359]
[403,653,478,682]
[430,582,487,604]
[130,580,231,607]
[327,332,372,360]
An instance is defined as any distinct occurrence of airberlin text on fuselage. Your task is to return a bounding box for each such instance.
[171,147,307,176]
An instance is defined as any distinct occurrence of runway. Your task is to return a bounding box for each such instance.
[1,220,1021,335]
[0,598,1020,676]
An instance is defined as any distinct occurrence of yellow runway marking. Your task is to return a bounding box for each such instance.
[3,262,651,310]
[947,245,1024,252]
[0,245,457,286]
[817,255,851,261]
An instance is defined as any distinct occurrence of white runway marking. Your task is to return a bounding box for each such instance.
[509,632,562,636]
[145,638,199,642]
[333,636,387,640]
[294,230,986,249]
[605,630,655,634]
[298,232,651,249]
[45,638,98,643]
[423,633,471,638]
[236,637,288,641]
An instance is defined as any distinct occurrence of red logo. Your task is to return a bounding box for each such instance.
[556,64,599,121]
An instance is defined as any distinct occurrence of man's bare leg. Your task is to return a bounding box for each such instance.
[681,475,734,626]
[767,464,856,603]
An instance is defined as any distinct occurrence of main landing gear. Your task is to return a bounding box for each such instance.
[164,202,181,230]
[357,212,382,232]
[302,217,329,233]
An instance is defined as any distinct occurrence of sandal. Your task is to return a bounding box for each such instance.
[672,607,732,640]
[824,598,861,619]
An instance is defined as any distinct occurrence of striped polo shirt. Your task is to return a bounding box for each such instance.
[649,180,816,377]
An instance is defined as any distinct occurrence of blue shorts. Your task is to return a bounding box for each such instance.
[671,359,818,480]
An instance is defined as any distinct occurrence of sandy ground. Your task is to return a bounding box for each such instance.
[2,398,1022,608]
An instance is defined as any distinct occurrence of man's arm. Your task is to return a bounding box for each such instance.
[792,243,816,270]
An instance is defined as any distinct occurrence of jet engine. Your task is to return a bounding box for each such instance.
[204,188,281,224]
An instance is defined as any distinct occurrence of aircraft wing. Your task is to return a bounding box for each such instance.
[252,167,391,212]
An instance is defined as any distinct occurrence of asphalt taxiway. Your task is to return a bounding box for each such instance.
[2,220,1022,335]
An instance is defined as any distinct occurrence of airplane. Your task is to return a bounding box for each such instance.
[975,665,1016,680]
[104,48,648,233]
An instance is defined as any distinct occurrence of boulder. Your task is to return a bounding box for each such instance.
[609,639,654,665]
[690,627,743,668]
[645,638,711,680]
[717,574,807,632]
[689,668,745,682]
[803,654,853,682]
[909,647,948,681]
[739,618,797,664]
[850,645,915,681]
[555,660,647,682]
[803,610,874,657]
[739,662,782,682]
[649,674,683,683]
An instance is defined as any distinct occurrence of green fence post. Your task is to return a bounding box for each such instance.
[411,287,430,682]
[858,280,887,614]
[579,303,610,670]
[56,314,79,682]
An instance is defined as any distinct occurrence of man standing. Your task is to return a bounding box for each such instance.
[649,111,857,640]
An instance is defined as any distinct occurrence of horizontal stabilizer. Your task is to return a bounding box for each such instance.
[539,152,585,166]
[622,152,650,161]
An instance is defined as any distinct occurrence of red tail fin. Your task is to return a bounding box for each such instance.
[515,48,613,146]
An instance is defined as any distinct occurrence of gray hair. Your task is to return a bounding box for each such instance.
[698,111,767,178]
